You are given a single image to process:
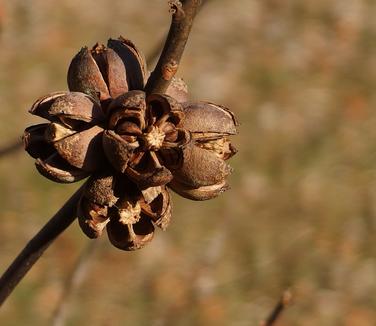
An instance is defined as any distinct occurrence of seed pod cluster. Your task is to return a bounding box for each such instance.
[23,36,238,251]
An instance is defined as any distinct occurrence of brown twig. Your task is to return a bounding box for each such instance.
[145,0,202,95]
[146,0,210,68]
[260,290,292,326]
[0,183,85,306]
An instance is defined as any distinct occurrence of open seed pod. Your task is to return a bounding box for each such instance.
[77,172,118,238]
[78,172,172,251]
[23,32,240,252]
[24,92,106,183]
[169,102,238,200]
[68,37,147,103]
[106,183,172,251]
[102,91,189,189]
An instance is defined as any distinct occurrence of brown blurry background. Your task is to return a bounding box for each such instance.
[1,0,376,325]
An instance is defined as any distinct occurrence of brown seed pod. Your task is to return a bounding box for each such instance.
[23,33,240,251]
[68,47,111,101]
[168,102,238,200]
[68,37,147,102]
[126,164,173,188]
[107,211,154,251]
[25,91,107,182]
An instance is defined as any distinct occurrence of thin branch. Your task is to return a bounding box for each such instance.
[145,0,202,95]
[51,240,99,326]
[146,0,211,67]
[0,183,85,306]
[260,290,292,326]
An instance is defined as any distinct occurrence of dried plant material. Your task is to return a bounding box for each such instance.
[169,102,238,200]
[23,35,238,251]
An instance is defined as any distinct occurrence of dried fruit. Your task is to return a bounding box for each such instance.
[68,37,147,104]
[103,90,190,189]
[169,102,238,200]
[23,36,238,251]
[24,92,105,183]
[78,173,171,251]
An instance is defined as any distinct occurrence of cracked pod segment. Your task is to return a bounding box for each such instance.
[23,92,106,183]
[78,173,172,251]
[169,102,238,200]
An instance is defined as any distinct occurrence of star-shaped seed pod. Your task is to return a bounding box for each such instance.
[78,173,171,251]
[23,36,238,251]
[103,90,190,189]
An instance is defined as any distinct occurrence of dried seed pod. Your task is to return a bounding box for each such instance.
[68,37,147,102]
[107,206,154,251]
[24,33,240,251]
[169,102,238,200]
[103,91,188,188]
[126,164,173,188]
[68,47,110,101]
[25,91,106,182]
[107,90,146,130]
[23,124,55,159]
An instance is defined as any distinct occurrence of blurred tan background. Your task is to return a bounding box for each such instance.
[1,0,376,325]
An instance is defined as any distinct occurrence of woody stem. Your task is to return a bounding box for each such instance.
[145,0,202,95]
[0,184,85,306]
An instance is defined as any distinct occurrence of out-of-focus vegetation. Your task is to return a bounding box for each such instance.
[1,0,376,325]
